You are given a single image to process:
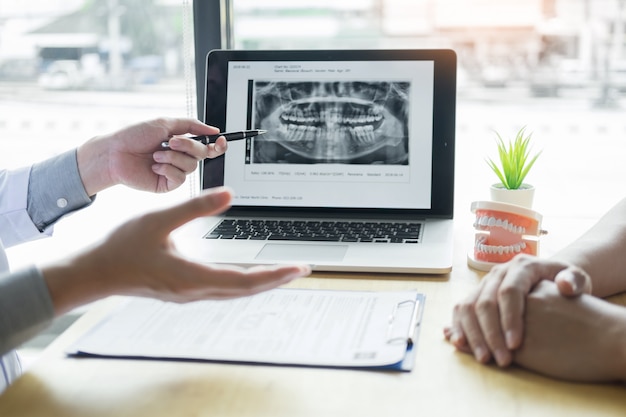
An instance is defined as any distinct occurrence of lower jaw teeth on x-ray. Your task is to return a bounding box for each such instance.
[252,81,410,165]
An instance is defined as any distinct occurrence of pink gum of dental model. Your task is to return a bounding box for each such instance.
[467,200,544,272]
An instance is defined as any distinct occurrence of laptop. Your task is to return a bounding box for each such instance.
[173,49,456,274]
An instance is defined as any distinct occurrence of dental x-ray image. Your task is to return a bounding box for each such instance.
[250,81,410,164]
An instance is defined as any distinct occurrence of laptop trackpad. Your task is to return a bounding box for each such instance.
[256,244,348,262]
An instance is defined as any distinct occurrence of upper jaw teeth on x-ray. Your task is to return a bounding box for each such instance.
[253,81,410,164]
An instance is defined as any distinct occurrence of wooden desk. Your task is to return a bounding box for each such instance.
[1,219,625,417]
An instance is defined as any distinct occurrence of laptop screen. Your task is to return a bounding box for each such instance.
[202,49,456,218]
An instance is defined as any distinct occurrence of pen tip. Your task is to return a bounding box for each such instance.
[259,130,268,134]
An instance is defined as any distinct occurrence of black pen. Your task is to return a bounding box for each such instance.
[160,129,267,148]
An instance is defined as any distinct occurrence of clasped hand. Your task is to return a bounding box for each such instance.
[443,255,626,382]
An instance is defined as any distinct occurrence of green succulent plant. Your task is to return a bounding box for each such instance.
[486,127,541,190]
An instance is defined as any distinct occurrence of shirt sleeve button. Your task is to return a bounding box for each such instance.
[56,198,68,208]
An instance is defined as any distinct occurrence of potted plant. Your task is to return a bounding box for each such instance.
[486,127,541,208]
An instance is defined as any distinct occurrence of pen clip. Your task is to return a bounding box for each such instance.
[160,135,208,149]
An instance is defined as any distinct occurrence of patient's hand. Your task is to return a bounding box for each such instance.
[514,281,626,382]
[444,255,591,367]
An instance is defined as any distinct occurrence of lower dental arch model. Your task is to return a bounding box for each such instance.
[467,200,546,272]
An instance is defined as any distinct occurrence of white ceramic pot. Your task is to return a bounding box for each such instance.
[489,183,535,208]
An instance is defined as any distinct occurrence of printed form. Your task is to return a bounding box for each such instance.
[68,288,424,370]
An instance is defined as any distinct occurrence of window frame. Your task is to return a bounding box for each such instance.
[193,0,233,118]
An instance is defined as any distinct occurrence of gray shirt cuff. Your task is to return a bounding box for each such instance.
[0,266,55,355]
[27,149,94,231]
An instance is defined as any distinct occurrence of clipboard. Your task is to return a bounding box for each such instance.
[67,288,425,372]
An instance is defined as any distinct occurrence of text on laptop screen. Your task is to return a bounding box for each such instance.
[221,59,435,210]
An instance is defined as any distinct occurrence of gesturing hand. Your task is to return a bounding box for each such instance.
[44,187,312,314]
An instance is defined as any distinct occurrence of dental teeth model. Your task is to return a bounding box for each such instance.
[467,200,545,272]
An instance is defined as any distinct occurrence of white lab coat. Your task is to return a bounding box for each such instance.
[0,150,97,393]
[0,165,50,392]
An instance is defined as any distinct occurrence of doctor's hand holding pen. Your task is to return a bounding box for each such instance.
[75,117,230,196]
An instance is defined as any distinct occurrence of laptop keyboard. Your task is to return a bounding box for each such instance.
[204,219,421,243]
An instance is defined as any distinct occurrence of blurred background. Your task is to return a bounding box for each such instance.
[3,1,625,99]
[1,0,625,361]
